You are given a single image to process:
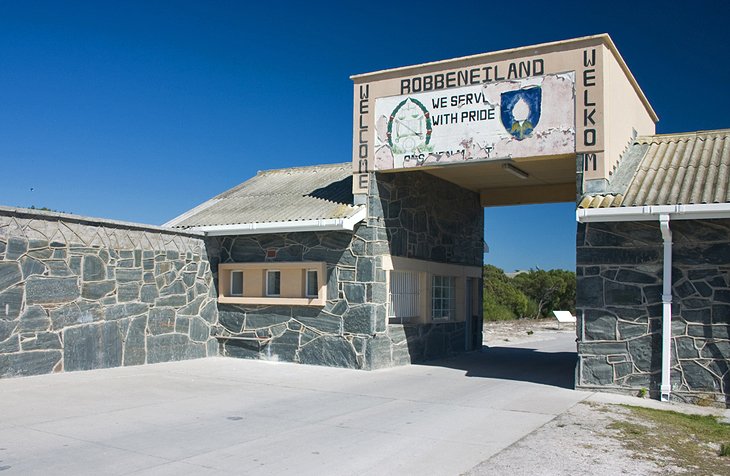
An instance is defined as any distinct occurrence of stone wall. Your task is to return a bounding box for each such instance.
[576,218,730,404]
[372,171,483,266]
[371,171,484,364]
[208,229,385,369]
[0,208,218,378]
[211,171,484,370]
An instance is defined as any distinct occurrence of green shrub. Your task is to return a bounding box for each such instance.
[482,265,530,319]
[720,443,730,457]
[483,298,518,321]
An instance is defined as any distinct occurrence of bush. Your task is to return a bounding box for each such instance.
[482,265,529,320]
[483,300,518,321]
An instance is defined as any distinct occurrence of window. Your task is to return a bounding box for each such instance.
[305,269,318,297]
[383,256,481,324]
[432,275,456,320]
[230,271,243,296]
[217,262,326,306]
[389,270,419,323]
[266,270,281,296]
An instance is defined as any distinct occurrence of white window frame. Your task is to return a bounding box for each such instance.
[230,270,244,296]
[431,275,456,321]
[305,269,319,298]
[266,270,281,297]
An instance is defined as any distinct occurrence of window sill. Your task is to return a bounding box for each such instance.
[218,295,325,306]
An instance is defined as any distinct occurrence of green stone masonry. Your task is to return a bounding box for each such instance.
[576,219,730,404]
[0,208,219,377]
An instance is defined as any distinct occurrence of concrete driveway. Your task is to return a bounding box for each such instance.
[0,333,584,475]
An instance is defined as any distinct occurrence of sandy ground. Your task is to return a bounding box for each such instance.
[469,319,728,476]
[466,399,674,476]
[483,318,577,347]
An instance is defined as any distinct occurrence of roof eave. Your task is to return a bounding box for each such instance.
[577,203,730,223]
[187,207,367,236]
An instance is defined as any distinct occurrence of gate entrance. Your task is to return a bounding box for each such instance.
[350,34,658,369]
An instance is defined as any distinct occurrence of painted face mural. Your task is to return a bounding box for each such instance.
[500,87,542,140]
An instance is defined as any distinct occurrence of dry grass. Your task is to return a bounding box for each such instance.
[607,405,730,475]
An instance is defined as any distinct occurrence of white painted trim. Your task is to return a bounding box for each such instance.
[190,207,367,236]
[577,203,730,223]
[162,199,222,228]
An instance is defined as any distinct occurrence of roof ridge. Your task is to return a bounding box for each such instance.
[255,162,350,176]
[219,192,356,205]
[635,129,730,144]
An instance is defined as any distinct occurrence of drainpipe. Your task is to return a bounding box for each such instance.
[659,214,672,401]
[577,204,730,401]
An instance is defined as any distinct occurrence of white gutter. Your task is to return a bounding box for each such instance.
[577,203,730,222]
[576,202,730,402]
[188,207,367,236]
[659,214,673,401]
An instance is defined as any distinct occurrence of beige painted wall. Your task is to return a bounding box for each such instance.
[603,46,657,179]
[218,262,327,306]
[383,255,482,324]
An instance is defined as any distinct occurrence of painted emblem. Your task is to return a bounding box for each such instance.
[387,98,433,156]
[500,86,542,140]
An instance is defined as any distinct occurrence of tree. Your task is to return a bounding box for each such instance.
[512,269,576,319]
[482,265,576,320]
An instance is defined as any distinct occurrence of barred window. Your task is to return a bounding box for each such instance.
[389,270,420,323]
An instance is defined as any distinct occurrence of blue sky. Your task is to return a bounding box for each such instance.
[1,1,728,272]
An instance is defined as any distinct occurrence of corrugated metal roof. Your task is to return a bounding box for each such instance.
[166,163,360,228]
[578,193,624,209]
[579,129,730,208]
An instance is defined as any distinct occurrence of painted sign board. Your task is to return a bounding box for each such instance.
[373,73,575,170]
[351,35,658,195]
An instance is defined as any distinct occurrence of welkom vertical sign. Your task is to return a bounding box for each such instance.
[351,34,657,194]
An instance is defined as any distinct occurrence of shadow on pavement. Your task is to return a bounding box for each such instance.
[424,341,578,389]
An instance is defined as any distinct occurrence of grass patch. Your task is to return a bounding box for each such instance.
[607,405,730,474]
[721,443,730,457]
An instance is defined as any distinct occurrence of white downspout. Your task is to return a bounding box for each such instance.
[659,214,673,401]
[577,205,730,401]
